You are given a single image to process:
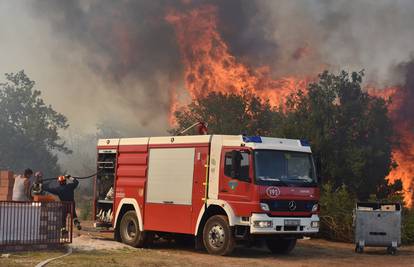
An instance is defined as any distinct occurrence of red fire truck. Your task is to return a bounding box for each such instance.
[94,135,320,255]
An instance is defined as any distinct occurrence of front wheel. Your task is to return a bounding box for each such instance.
[387,246,397,255]
[203,215,235,255]
[355,245,364,253]
[266,238,297,254]
[119,210,152,247]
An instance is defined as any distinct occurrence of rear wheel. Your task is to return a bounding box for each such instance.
[266,238,297,254]
[203,215,235,255]
[119,210,152,247]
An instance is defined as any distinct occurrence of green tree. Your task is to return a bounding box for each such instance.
[0,70,70,176]
[171,90,282,135]
[280,71,395,200]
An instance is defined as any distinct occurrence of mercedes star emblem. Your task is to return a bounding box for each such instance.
[288,201,297,211]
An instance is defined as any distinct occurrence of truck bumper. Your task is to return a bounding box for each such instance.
[249,213,320,234]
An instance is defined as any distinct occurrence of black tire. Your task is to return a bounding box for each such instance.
[119,210,150,247]
[203,215,235,256]
[355,245,364,253]
[266,238,297,254]
[387,247,397,255]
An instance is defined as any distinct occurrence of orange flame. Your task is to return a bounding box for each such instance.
[165,5,308,117]
[369,86,414,206]
[168,84,179,127]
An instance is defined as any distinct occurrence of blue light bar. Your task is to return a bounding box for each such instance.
[300,139,311,147]
[243,136,262,143]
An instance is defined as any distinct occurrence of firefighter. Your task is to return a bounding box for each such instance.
[44,175,82,230]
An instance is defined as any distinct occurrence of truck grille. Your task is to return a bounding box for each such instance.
[261,200,317,212]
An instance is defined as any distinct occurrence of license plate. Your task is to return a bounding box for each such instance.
[284,219,300,226]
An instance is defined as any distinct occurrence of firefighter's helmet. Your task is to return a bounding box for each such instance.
[58,175,66,184]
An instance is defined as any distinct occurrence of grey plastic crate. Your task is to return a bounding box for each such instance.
[354,202,401,254]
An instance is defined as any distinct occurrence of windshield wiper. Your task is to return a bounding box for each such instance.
[275,180,290,186]
[258,177,280,181]
[285,177,315,183]
[284,178,317,187]
[260,178,289,186]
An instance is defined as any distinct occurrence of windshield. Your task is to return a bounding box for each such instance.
[254,150,317,187]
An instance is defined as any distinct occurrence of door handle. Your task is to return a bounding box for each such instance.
[220,189,228,193]
[163,201,174,204]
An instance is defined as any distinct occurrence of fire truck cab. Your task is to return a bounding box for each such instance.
[94,135,320,255]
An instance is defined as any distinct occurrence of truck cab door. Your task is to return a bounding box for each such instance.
[218,148,254,203]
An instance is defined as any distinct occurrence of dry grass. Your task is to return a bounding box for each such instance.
[2,239,414,267]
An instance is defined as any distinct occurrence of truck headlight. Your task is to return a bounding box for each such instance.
[311,221,319,228]
[253,220,273,228]
[311,204,319,212]
[260,203,270,212]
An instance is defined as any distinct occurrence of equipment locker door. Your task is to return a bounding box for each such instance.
[144,147,197,234]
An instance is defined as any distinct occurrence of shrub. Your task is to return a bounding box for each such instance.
[319,183,355,242]
[402,208,414,244]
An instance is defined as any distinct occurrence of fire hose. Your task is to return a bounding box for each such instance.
[31,170,102,196]
[34,247,73,267]
[40,170,102,182]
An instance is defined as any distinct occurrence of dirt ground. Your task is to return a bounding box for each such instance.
[1,226,414,267]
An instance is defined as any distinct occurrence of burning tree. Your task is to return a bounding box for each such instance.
[171,90,282,136]
[281,70,398,201]
[368,60,414,206]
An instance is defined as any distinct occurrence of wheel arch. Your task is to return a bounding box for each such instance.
[194,200,237,236]
[114,198,143,231]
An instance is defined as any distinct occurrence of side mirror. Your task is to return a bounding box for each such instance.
[317,176,322,185]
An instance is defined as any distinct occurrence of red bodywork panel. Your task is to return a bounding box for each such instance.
[144,203,193,233]
[260,186,320,217]
[220,184,319,218]
[97,143,209,234]
[114,145,148,225]
[218,147,259,216]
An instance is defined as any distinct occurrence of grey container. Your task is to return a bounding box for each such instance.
[354,202,401,255]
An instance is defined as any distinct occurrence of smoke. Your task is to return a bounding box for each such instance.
[393,59,414,126]
[391,57,414,166]
[250,0,414,83]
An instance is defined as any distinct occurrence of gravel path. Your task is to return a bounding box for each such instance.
[69,234,130,251]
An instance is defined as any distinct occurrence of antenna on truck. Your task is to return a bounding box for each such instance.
[177,121,208,135]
